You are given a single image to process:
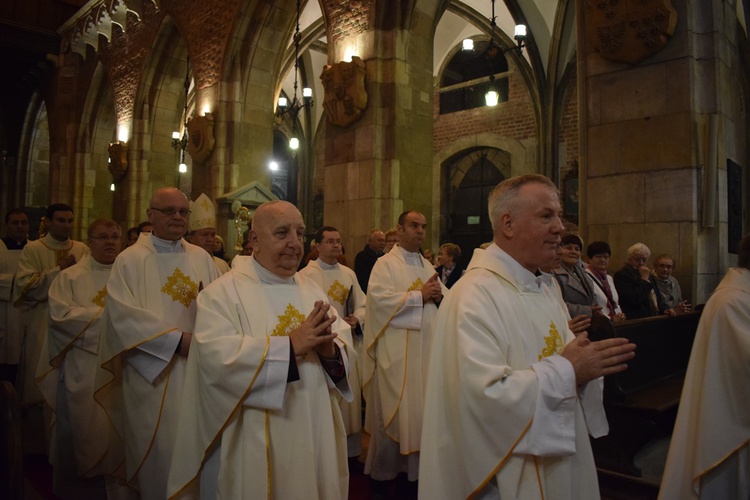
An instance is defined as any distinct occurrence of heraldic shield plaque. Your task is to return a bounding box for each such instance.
[586,0,677,64]
[186,113,216,163]
[320,56,367,127]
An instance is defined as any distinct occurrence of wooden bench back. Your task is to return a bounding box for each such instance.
[589,312,702,400]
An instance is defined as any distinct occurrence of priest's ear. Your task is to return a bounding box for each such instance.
[498,212,514,239]
[249,229,260,250]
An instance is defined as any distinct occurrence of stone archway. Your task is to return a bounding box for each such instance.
[441,147,509,267]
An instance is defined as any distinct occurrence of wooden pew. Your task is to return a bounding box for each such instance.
[588,311,702,477]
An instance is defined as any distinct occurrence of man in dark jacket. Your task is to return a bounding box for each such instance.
[354,229,385,292]
[614,242,674,319]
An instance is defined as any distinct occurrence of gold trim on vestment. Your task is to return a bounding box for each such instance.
[361,292,409,395]
[383,329,411,446]
[692,437,750,495]
[265,409,272,500]
[167,336,272,500]
[533,455,545,500]
[47,306,104,370]
[467,416,534,500]
[14,272,40,306]
[127,364,172,486]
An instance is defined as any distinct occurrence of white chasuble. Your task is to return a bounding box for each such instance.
[0,240,23,365]
[168,256,351,500]
[36,254,121,477]
[97,234,219,498]
[362,245,446,480]
[419,245,605,500]
[299,259,365,455]
[659,267,750,500]
[13,234,88,404]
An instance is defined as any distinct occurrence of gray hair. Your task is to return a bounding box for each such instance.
[488,174,557,228]
[627,242,651,259]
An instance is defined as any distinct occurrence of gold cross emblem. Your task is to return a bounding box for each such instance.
[407,278,424,292]
[161,267,198,308]
[271,304,307,337]
[538,321,564,361]
[91,285,107,308]
[327,280,348,306]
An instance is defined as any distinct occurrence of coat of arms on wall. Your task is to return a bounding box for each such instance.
[186,113,216,163]
[586,0,677,64]
[108,141,128,184]
[320,56,367,127]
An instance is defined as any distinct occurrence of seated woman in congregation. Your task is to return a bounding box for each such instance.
[584,241,626,322]
[552,233,602,318]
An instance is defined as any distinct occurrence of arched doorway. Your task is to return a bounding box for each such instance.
[443,147,508,267]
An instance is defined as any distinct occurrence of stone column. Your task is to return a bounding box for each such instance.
[320,4,435,254]
[578,0,738,302]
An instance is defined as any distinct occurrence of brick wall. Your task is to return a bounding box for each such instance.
[433,72,537,152]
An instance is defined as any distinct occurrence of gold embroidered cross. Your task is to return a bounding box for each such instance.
[161,268,198,308]
[91,285,107,308]
[538,321,564,360]
[407,278,424,292]
[272,304,307,336]
[327,280,348,305]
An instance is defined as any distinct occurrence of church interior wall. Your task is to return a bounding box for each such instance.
[0,0,748,307]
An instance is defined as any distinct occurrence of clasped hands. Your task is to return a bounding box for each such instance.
[561,333,636,385]
[421,273,443,305]
[289,301,338,358]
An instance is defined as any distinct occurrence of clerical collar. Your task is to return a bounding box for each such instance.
[150,233,185,253]
[252,257,296,285]
[316,259,339,270]
[41,233,72,250]
[89,255,114,270]
[486,243,547,291]
[396,245,424,267]
[2,236,26,250]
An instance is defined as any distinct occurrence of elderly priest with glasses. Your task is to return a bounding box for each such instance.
[97,187,220,499]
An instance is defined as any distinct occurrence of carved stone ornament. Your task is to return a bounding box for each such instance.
[186,112,216,163]
[320,56,367,127]
[586,0,677,64]
[108,141,128,183]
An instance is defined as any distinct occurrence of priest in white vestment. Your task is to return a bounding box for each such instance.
[96,188,220,499]
[1,208,29,383]
[299,225,366,458]
[13,203,88,405]
[167,201,352,499]
[363,210,446,485]
[419,175,636,500]
[658,233,750,500]
[37,219,126,499]
[188,193,230,274]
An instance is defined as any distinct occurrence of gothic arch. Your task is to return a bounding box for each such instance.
[73,62,117,228]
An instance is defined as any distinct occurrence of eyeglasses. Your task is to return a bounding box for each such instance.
[90,235,122,242]
[150,207,191,217]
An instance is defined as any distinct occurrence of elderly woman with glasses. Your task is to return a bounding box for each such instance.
[584,241,626,321]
